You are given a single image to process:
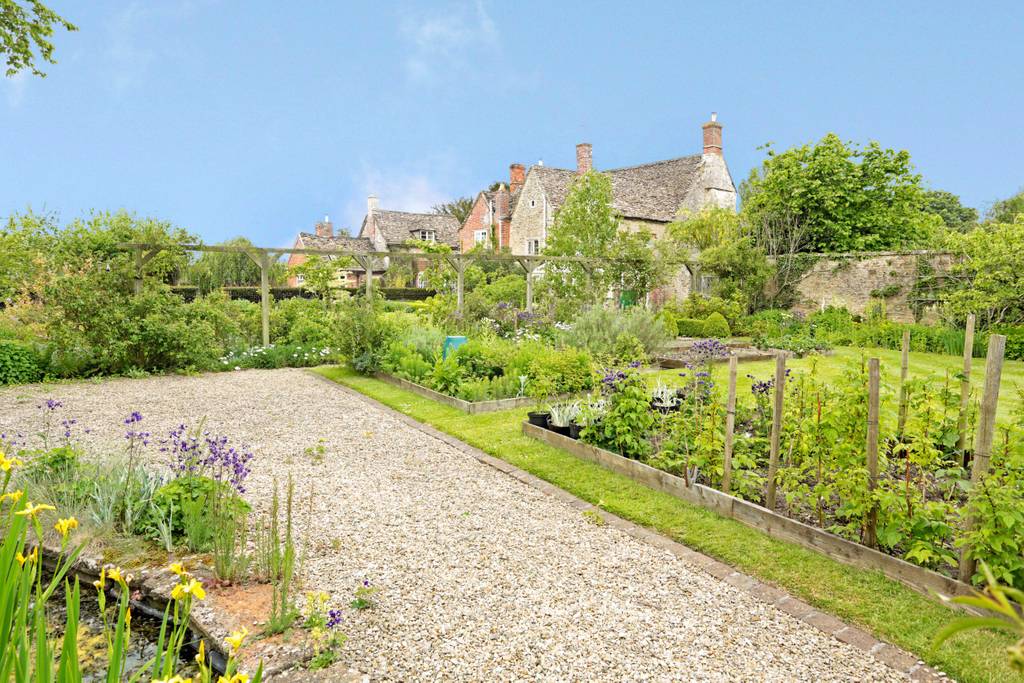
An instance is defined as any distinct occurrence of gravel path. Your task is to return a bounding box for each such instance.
[1,369,913,682]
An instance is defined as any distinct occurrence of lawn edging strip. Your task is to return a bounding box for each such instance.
[372,371,535,414]
[310,369,946,681]
[521,420,974,605]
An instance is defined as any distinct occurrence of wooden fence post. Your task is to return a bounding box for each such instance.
[865,357,881,548]
[958,333,1006,582]
[897,329,910,437]
[721,355,738,494]
[446,255,465,316]
[956,314,976,453]
[517,258,536,313]
[765,353,786,510]
[259,253,271,347]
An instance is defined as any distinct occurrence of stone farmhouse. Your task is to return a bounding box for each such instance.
[286,197,460,288]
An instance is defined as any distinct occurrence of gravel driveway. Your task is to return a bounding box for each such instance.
[0,369,913,682]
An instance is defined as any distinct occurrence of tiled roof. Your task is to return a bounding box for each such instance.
[529,155,705,223]
[373,210,461,247]
[297,232,374,253]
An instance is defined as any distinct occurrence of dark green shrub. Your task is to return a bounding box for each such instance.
[0,340,43,385]
[991,325,1024,361]
[453,338,510,379]
[702,312,731,339]
[335,302,398,373]
[612,332,647,365]
[675,318,706,337]
[430,356,465,395]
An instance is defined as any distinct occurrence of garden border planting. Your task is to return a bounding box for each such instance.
[372,371,536,413]
[522,420,976,605]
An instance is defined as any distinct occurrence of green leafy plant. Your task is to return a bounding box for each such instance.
[0,340,43,385]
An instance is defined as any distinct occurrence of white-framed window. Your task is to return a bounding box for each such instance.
[473,229,488,245]
[296,274,305,284]
[419,229,436,242]
[526,239,541,255]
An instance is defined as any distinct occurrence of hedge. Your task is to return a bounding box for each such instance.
[169,286,437,303]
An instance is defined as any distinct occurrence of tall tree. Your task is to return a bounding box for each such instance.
[742,134,940,252]
[543,170,620,305]
[431,197,474,225]
[987,189,1024,224]
[186,237,286,294]
[1,0,76,77]
[944,216,1024,326]
[924,189,978,232]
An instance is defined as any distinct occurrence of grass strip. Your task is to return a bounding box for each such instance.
[316,365,1019,683]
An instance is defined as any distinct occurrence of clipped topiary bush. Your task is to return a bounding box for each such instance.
[702,312,731,339]
[0,341,43,385]
[675,318,706,338]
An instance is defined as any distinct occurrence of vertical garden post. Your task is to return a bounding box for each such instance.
[897,329,911,436]
[765,353,787,509]
[517,258,538,313]
[259,252,271,347]
[721,355,738,494]
[958,333,1006,582]
[865,357,880,548]
[445,255,466,315]
[956,313,976,452]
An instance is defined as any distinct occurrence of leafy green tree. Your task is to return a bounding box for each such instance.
[742,134,940,252]
[187,237,285,294]
[698,236,774,312]
[289,255,337,301]
[666,207,741,251]
[987,189,1024,224]
[431,197,474,225]
[923,189,978,232]
[607,228,673,302]
[943,216,1024,326]
[1,0,76,76]
[543,170,620,305]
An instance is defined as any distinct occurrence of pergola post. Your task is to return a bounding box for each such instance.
[445,255,467,315]
[132,247,159,295]
[516,257,538,313]
[259,253,271,347]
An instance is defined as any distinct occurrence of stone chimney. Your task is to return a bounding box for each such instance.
[509,163,525,194]
[315,214,333,238]
[576,143,593,175]
[702,112,723,156]
[367,194,379,216]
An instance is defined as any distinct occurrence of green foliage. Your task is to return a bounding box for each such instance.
[0,0,76,76]
[701,312,731,339]
[289,254,338,300]
[944,217,1024,326]
[0,340,42,384]
[697,237,774,311]
[924,189,978,232]
[149,476,251,545]
[581,367,655,459]
[742,134,940,252]
[560,306,670,362]
[431,196,475,224]
[663,294,745,326]
[335,299,399,373]
[987,189,1024,224]
[270,296,336,346]
[606,228,675,300]
[674,317,705,338]
[667,206,742,251]
[186,237,285,294]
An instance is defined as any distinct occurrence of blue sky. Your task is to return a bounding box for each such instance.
[2,1,1022,246]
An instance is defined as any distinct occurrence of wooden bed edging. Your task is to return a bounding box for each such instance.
[522,421,975,604]
[373,372,534,414]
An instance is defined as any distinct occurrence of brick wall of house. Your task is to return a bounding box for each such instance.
[460,194,492,252]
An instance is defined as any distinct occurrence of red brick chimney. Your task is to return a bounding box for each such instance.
[509,163,525,194]
[315,215,334,238]
[702,112,723,156]
[576,143,593,175]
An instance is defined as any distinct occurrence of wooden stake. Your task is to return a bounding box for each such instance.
[765,353,786,510]
[722,355,738,494]
[897,329,910,437]
[259,253,271,347]
[956,314,976,453]
[958,333,1006,582]
[865,358,880,548]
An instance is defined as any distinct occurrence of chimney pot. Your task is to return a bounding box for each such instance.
[576,142,593,175]
[316,216,334,238]
[509,163,525,194]
[702,114,723,156]
[367,194,379,215]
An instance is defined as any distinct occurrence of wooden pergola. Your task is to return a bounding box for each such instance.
[119,242,676,347]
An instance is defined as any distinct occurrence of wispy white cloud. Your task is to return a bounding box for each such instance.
[339,157,462,231]
[2,72,28,107]
[399,0,499,85]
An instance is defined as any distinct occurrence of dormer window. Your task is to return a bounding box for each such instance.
[419,230,436,242]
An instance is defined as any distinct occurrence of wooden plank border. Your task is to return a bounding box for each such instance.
[522,421,975,603]
[372,372,534,414]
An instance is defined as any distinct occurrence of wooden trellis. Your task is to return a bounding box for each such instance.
[118,242,684,346]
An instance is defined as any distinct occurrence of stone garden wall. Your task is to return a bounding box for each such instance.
[791,251,954,323]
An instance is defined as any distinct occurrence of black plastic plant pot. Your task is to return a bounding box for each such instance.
[546,417,571,436]
[568,422,582,440]
[527,411,551,428]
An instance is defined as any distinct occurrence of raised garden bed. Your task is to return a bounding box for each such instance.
[522,420,975,604]
[373,372,535,414]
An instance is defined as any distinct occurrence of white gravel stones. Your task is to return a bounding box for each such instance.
[1,370,911,682]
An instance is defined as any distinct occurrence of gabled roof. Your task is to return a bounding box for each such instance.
[296,232,374,253]
[526,154,707,223]
[371,209,460,247]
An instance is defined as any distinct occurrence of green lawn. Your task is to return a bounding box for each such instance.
[651,345,1024,424]
[316,365,1022,683]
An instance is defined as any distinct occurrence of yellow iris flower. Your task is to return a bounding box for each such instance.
[224,626,249,651]
[15,546,38,567]
[169,561,188,576]
[216,674,249,683]
[93,567,106,590]
[14,501,56,518]
[0,490,23,505]
[154,676,193,683]
[106,566,127,586]
[171,578,206,602]
[195,639,206,665]
[54,517,79,537]
[0,452,24,472]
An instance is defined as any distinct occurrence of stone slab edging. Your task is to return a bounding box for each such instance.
[522,421,975,606]
[372,372,535,414]
[310,371,949,681]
